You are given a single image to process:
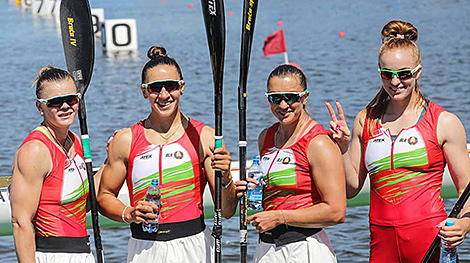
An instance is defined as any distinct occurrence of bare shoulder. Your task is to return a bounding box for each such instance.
[14,140,51,178]
[354,109,367,129]
[308,134,339,154]
[437,111,466,143]
[438,111,462,127]
[107,128,132,159]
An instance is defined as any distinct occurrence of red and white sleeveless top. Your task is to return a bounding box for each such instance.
[20,127,89,237]
[127,119,207,224]
[363,101,447,226]
[259,121,327,211]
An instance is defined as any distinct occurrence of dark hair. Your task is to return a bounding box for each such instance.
[364,20,427,136]
[141,46,184,83]
[33,66,75,99]
[267,64,307,91]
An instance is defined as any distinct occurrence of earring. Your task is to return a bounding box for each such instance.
[40,112,44,116]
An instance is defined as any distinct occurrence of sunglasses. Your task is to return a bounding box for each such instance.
[37,93,81,108]
[141,79,185,93]
[265,90,309,105]
[378,64,421,81]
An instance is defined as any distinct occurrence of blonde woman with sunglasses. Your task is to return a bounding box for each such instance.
[235,64,346,263]
[10,66,95,263]
[97,46,238,263]
[326,20,470,262]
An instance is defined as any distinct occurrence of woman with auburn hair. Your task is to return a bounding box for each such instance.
[97,46,238,263]
[10,66,95,263]
[326,20,470,262]
[236,64,346,262]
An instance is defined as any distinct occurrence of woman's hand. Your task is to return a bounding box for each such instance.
[234,177,260,199]
[437,217,470,247]
[247,210,283,233]
[325,100,351,154]
[210,146,232,184]
[125,200,161,224]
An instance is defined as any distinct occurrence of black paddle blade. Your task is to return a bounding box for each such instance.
[59,0,94,95]
[238,0,258,93]
[200,0,225,123]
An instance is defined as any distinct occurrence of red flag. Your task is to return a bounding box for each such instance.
[263,29,287,57]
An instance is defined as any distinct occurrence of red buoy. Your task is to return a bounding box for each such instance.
[277,20,283,26]
[189,3,194,8]
[228,11,233,16]
[338,31,346,38]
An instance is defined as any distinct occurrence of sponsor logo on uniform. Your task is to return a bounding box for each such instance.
[174,151,183,159]
[408,136,418,145]
[282,157,291,164]
[140,154,152,160]
[80,162,86,170]
[399,138,407,143]
[68,167,76,173]
[262,156,270,161]
[373,138,385,143]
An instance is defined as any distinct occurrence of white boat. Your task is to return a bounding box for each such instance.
[0,146,466,237]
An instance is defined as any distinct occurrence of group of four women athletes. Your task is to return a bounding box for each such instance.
[10,19,470,263]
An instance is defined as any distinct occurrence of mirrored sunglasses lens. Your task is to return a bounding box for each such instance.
[147,81,180,93]
[268,94,283,104]
[147,82,164,93]
[398,71,413,80]
[47,95,79,107]
[164,81,180,92]
[283,94,300,105]
[380,71,393,80]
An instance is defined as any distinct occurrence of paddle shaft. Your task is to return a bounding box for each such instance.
[200,0,226,262]
[59,0,102,261]
[238,1,259,262]
[420,182,470,263]
[77,97,104,263]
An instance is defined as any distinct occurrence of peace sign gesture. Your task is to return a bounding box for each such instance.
[325,100,351,154]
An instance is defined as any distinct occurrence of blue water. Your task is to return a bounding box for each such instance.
[0,0,469,262]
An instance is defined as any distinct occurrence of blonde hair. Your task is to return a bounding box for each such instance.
[365,20,428,136]
[32,65,74,98]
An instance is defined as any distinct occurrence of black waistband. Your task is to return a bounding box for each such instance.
[131,215,205,241]
[35,235,91,253]
[260,224,322,247]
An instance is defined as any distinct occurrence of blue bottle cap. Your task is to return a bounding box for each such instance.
[151,178,159,186]
[253,156,260,163]
[445,219,455,226]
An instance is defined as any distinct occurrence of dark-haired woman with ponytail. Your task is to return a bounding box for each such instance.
[326,20,470,262]
[10,66,95,263]
[235,64,346,262]
[97,46,238,263]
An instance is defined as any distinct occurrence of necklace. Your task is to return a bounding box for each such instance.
[145,118,183,142]
[42,124,73,160]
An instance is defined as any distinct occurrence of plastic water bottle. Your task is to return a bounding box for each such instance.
[440,219,457,263]
[247,156,263,211]
[142,178,162,233]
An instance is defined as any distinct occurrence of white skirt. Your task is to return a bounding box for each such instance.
[36,251,95,263]
[127,226,214,263]
[253,230,337,263]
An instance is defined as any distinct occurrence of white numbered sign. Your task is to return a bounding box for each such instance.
[21,0,33,10]
[32,0,59,16]
[101,19,138,52]
[91,8,105,38]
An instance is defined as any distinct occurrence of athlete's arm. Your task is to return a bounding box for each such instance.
[437,111,470,246]
[343,112,369,198]
[10,141,51,263]
[97,129,159,224]
[201,126,238,219]
[326,102,368,198]
[248,135,346,231]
